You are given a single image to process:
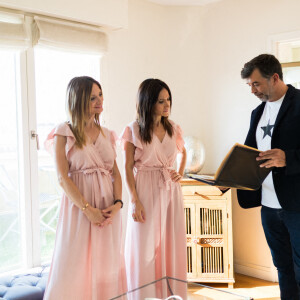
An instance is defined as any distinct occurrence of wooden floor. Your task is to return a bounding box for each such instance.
[188,273,280,300]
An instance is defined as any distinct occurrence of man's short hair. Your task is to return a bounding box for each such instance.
[241,54,283,80]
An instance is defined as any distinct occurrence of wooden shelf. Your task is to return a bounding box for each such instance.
[180,178,207,186]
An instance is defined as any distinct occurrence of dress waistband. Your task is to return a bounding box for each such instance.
[68,166,111,176]
[136,165,174,189]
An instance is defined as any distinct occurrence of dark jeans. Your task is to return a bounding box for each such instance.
[261,206,300,300]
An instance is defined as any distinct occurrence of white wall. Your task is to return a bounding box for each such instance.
[0,0,128,28]
[4,0,300,282]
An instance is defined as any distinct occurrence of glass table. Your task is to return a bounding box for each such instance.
[111,276,254,300]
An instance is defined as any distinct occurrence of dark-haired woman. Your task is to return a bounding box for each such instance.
[120,78,187,299]
[43,76,126,300]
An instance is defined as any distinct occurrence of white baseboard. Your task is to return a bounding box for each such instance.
[234,262,278,282]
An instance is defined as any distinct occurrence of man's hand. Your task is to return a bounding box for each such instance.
[256,149,286,168]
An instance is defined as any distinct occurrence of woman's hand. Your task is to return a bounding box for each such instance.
[124,142,145,223]
[131,199,146,223]
[170,169,183,182]
[84,206,110,227]
[102,202,122,222]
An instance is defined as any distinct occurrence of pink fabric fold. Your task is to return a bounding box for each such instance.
[110,130,118,158]
[136,165,173,190]
[175,124,185,152]
[119,122,143,150]
[44,122,76,157]
[169,120,184,153]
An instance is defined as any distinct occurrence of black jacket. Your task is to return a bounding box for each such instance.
[237,84,300,211]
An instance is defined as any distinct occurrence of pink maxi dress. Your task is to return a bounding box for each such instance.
[43,123,126,300]
[121,120,187,299]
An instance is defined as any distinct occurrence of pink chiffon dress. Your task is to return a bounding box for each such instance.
[120,120,187,299]
[43,122,126,300]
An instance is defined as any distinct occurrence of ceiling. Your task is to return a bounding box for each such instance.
[147,0,223,6]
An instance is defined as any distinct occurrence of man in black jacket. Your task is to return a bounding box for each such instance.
[238,54,300,300]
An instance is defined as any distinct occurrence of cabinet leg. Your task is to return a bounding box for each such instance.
[228,283,234,289]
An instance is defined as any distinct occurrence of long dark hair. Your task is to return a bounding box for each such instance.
[66,76,102,148]
[136,78,173,143]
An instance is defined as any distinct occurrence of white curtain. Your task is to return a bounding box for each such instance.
[0,9,107,54]
[32,16,107,54]
[0,11,30,49]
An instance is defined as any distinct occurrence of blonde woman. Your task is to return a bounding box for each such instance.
[44,76,126,300]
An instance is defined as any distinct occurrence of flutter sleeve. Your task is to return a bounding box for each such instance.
[109,130,118,159]
[175,123,185,153]
[44,122,76,157]
[119,122,143,151]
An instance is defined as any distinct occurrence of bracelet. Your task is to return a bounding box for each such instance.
[114,199,123,208]
[81,203,89,211]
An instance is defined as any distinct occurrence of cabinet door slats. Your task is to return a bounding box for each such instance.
[181,181,234,286]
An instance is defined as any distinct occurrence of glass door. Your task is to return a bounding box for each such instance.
[33,47,101,263]
[0,50,23,272]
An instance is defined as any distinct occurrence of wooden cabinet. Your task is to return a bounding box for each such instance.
[181,179,234,288]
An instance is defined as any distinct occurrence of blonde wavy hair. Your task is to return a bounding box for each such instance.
[66,76,103,148]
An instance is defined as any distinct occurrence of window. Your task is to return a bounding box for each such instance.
[0,50,23,272]
[34,48,100,262]
[0,11,105,274]
[277,40,300,87]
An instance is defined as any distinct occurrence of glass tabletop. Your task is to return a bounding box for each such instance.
[111,277,253,300]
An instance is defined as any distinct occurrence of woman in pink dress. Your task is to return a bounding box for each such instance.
[43,76,126,300]
[121,78,187,299]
